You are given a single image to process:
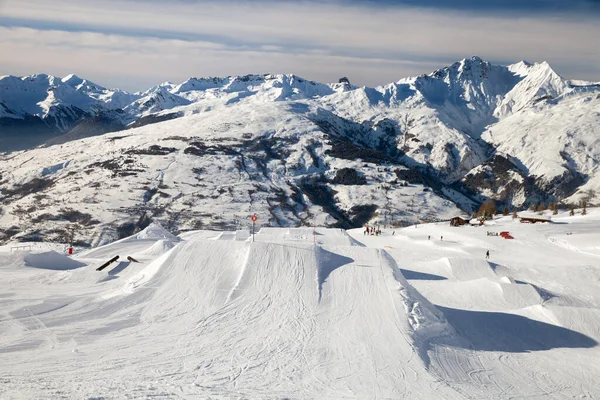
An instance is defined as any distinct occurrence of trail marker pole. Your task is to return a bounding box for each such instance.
[251,214,257,242]
[67,224,76,255]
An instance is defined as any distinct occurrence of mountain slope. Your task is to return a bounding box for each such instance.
[0,57,599,244]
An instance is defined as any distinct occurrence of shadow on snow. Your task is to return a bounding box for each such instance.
[400,269,447,281]
[316,247,354,303]
[108,261,130,276]
[436,306,597,352]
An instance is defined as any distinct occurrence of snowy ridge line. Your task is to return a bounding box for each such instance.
[225,243,252,304]
[380,249,455,366]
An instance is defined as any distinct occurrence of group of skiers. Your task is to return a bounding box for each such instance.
[364,226,383,236]
[363,224,491,259]
[427,235,443,241]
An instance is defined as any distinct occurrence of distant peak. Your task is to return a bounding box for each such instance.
[22,73,52,82]
[61,73,84,87]
[511,60,533,68]
[464,55,484,63]
[62,73,80,81]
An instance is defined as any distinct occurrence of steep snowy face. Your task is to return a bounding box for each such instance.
[413,56,522,137]
[495,61,571,118]
[482,89,600,202]
[61,73,105,93]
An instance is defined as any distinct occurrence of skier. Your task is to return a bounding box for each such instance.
[440,236,443,241]
[428,235,430,240]
[486,250,490,259]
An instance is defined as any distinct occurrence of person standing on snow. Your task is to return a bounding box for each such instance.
[486,250,490,259]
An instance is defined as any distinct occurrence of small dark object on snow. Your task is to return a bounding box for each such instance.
[127,255,140,263]
[486,250,490,259]
[97,255,119,271]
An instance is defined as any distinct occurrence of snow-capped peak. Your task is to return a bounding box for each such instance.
[508,60,534,77]
[61,73,84,87]
[495,60,570,117]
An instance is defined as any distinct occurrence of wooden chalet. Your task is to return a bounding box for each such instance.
[450,215,471,227]
[519,213,552,224]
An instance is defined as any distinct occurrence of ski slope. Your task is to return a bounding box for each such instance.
[1,213,600,399]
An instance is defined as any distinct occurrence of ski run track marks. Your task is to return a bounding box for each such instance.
[1,211,600,399]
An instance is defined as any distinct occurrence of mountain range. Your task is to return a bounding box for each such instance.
[0,56,598,245]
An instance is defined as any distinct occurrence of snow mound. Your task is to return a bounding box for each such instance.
[23,251,86,270]
[500,282,542,308]
[137,239,177,256]
[135,222,179,241]
[122,248,175,295]
[445,257,496,281]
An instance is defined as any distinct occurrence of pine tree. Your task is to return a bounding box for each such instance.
[512,210,518,219]
[529,202,537,212]
[581,200,587,215]
[503,206,508,216]
[569,206,575,216]
[478,199,496,219]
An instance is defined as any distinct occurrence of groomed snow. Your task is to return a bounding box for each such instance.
[1,210,600,398]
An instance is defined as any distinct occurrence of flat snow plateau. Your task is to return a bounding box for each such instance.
[1,212,600,399]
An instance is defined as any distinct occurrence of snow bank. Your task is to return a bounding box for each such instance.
[23,251,86,270]
[135,222,179,241]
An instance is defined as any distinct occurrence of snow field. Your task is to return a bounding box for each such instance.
[1,212,600,398]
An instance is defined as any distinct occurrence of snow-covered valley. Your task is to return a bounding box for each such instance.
[1,210,599,399]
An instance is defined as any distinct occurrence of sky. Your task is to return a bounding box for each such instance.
[1,0,599,92]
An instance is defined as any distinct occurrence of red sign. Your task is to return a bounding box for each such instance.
[251,215,258,222]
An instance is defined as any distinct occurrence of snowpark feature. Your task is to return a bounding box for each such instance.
[1,212,600,399]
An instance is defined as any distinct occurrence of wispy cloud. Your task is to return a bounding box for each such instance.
[1,0,598,91]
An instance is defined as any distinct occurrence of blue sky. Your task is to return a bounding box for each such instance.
[1,0,598,91]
